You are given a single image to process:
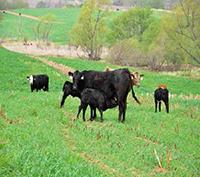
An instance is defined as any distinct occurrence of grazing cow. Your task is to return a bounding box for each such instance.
[27,74,49,92]
[77,88,118,122]
[68,68,143,122]
[154,84,169,113]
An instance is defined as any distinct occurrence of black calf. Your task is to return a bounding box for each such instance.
[154,85,169,113]
[60,81,98,119]
[77,88,118,122]
[60,81,81,108]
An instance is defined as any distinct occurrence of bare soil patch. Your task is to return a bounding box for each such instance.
[32,56,75,74]
[2,41,108,58]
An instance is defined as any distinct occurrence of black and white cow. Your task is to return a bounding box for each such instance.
[77,88,118,122]
[68,68,143,122]
[27,74,49,92]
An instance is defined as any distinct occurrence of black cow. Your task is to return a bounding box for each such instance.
[27,74,49,92]
[60,81,81,108]
[60,81,116,120]
[154,85,169,113]
[60,81,97,119]
[77,88,118,122]
[68,68,142,122]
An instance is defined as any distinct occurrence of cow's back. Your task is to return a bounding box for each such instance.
[82,69,131,98]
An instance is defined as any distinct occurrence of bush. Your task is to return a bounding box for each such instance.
[109,39,146,66]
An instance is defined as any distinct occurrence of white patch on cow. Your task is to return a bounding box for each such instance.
[81,75,84,80]
[69,75,73,80]
[29,75,33,85]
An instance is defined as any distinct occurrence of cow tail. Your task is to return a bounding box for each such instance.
[131,86,140,104]
[129,71,141,104]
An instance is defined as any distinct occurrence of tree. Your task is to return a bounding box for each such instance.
[108,8,153,44]
[70,0,110,60]
[34,14,56,42]
[164,0,200,65]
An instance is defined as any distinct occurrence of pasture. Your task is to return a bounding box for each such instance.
[0,8,80,44]
[0,46,199,176]
[0,7,165,44]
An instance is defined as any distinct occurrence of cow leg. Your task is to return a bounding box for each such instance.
[90,106,95,121]
[155,100,158,112]
[118,101,125,122]
[82,105,88,122]
[118,91,128,122]
[93,108,97,119]
[60,93,67,108]
[98,108,103,122]
[164,101,169,113]
[159,101,161,112]
[77,105,83,119]
[46,85,49,92]
[122,101,127,122]
[90,106,93,121]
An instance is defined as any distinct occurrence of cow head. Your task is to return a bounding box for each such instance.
[68,70,84,90]
[131,72,144,87]
[27,75,33,85]
[62,81,73,92]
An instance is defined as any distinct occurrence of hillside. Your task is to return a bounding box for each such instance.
[0,8,80,44]
[0,7,167,44]
[0,46,199,176]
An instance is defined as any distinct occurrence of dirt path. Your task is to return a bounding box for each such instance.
[32,56,75,74]
[2,41,108,58]
[1,10,64,24]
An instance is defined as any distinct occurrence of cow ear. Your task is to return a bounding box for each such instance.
[131,74,136,79]
[81,75,84,80]
[68,71,73,77]
[27,76,30,80]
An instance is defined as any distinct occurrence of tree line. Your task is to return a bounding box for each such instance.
[0,0,28,10]
[70,0,200,70]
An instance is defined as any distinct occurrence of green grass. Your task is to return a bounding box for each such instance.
[0,8,80,44]
[0,47,108,176]
[0,47,199,176]
[0,7,168,44]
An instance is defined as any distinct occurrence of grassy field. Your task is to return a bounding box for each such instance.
[0,46,199,176]
[0,7,165,44]
[0,8,80,44]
